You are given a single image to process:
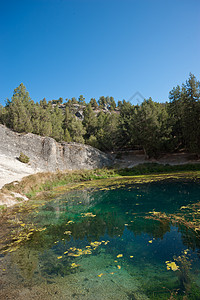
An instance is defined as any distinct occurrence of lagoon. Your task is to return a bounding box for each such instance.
[1,178,200,299]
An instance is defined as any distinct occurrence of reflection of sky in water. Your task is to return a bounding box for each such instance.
[1,180,200,299]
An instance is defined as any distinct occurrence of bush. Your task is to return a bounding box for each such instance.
[18,152,30,164]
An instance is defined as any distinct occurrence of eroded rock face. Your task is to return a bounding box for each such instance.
[0,125,113,171]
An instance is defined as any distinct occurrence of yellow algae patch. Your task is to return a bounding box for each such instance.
[84,250,92,254]
[68,252,76,256]
[117,254,123,258]
[81,212,96,218]
[57,256,62,259]
[64,230,72,235]
[150,211,160,215]
[71,263,79,268]
[68,247,92,257]
[62,241,109,259]
[104,241,109,245]
[38,227,47,231]
[165,261,179,271]
[90,241,102,247]
[69,247,77,251]
[66,220,74,224]
[98,273,104,277]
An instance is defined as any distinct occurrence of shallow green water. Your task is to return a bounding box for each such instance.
[1,179,200,299]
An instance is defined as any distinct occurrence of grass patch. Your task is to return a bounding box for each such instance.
[118,162,200,176]
[1,163,200,200]
[18,152,30,164]
[0,205,7,211]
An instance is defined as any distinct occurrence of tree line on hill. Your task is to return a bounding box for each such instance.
[0,73,199,158]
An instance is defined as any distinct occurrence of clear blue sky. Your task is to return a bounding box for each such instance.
[0,0,199,105]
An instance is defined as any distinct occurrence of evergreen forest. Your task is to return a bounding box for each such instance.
[0,73,200,158]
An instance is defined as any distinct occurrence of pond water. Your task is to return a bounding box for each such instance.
[1,179,200,299]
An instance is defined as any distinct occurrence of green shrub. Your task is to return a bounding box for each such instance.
[18,152,30,164]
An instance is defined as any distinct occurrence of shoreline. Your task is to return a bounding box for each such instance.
[1,151,200,190]
[0,151,200,208]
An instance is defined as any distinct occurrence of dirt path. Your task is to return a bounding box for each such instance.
[114,151,200,168]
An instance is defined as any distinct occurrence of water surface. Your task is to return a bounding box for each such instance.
[1,179,200,299]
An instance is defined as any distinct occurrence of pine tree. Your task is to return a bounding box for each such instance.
[181,74,200,153]
[168,85,184,150]
[50,106,64,141]
[6,83,33,133]
[90,98,98,109]
[39,105,52,136]
[109,97,116,110]
[98,96,107,109]
[95,112,119,151]
[63,107,73,141]
[83,104,97,140]
[78,95,86,105]
[69,118,86,143]
[0,105,7,125]
[133,99,171,158]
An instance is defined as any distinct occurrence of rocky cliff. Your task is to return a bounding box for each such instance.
[0,125,113,172]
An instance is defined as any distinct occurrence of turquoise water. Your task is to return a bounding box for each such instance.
[1,179,200,299]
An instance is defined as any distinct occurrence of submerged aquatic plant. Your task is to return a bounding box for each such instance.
[175,250,192,293]
[166,250,192,294]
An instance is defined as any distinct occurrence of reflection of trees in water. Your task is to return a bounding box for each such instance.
[28,186,200,252]
[178,225,200,252]
[131,181,200,214]
[128,218,171,239]
[7,210,200,284]
[145,214,200,252]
